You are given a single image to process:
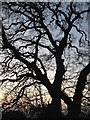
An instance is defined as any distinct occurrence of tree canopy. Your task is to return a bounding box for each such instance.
[0,2,90,118]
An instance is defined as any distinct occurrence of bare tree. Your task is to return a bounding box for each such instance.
[0,2,90,118]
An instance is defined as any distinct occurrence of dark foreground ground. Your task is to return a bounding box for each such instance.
[1,105,90,120]
[1,111,90,120]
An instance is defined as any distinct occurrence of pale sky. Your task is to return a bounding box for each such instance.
[0,1,90,107]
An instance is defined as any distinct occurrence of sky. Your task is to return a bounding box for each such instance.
[0,1,90,110]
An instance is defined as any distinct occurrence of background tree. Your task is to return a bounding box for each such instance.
[0,2,90,118]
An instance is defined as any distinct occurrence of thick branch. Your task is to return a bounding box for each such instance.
[73,61,90,106]
[2,25,50,85]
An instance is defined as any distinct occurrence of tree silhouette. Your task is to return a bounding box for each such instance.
[0,2,90,118]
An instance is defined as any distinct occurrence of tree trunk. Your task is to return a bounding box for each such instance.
[50,85,62,118]
[43,96,62,118]
[68,62,90,118]
[50,95,62,118]
[43,84,62,118]
[68,102,81,118]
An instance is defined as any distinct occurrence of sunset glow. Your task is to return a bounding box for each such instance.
[0,92,4,103]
